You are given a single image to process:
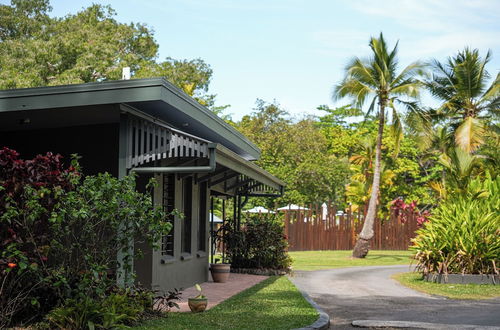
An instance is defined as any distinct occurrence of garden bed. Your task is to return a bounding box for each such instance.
[231,267,290,276]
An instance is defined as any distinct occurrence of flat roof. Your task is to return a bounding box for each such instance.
[0,78,260,160]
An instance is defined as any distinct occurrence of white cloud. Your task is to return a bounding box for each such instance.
[312,1,500,65]
[400,31,500,60]
[347,0,500,33]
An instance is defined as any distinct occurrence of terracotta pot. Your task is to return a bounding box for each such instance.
[210,263,231,283]
[188,297,208,312]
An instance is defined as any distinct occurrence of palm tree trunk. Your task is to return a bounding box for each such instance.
[352,103,385,258]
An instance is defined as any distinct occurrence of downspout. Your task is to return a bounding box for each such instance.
[130,143,217,174]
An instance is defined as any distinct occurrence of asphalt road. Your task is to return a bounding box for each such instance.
[290,265,500,329]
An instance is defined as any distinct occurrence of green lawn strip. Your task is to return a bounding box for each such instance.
[290,250,413,271]
[134,276,318,330]
[393,272,500,300]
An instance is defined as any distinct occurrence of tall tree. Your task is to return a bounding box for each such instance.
[424,48,500,153]
[0,0,229,115]
[236,100,349,205]
[333,33,426,258]
[0,2,158,87]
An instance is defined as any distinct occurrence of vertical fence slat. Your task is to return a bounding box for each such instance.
[286,204,419,251]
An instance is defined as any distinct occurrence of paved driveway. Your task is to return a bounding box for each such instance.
[290,265,500,329]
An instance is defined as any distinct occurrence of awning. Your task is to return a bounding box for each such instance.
[125,111,285,197]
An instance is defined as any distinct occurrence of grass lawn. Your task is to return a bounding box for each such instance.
[290,250,413,271]
[134,276,318,330]
[393,272,500,300]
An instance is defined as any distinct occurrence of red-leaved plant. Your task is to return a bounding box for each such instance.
[0,147,80,326]
[390,197,430,227]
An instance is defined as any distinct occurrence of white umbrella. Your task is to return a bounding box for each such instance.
[322,203,328,220]
[209,213,223,223]
[243,206,276,214]
[277,204,309,211]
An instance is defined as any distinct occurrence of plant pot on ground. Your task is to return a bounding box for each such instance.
[210,262,231,283]
[188,284,207,313]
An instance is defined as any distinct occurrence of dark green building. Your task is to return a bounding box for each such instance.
[0,78,284,291]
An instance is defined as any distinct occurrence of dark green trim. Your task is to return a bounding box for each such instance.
[215,144,285,191]
[0,78,260,160]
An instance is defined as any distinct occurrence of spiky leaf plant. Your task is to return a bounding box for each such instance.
[411,174,499,275]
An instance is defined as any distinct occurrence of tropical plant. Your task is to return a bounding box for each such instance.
[424,48,500,153]
[193,284,205,299]
[236,100,350,205]
[223,216,292,271]
[333,32,426,257]
[411,174,499,275]
[346,137,396,212]
[0,148,171,327]
[45,288,155,329]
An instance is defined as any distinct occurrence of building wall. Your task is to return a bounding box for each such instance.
[0,123,119,176]
[134,173,210,292]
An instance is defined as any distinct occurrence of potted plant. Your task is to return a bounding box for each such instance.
[210,224,231,283]
[209,259,231,283]
[188,284,207,313]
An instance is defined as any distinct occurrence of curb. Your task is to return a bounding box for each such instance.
[352,320,500,329]
[293,289,330,330]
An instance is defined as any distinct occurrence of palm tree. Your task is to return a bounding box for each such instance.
[425,48,500,153]
[333,33,426,258]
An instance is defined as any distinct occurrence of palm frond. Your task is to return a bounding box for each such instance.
[455,116,485,152]
[388,100,403,156]
[391,61,428,88]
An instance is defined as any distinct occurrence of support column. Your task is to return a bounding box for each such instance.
[117,113,134,287]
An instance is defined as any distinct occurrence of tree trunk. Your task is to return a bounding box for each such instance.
[352,102,385,258]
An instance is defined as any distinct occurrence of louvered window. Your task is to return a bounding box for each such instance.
[161,174,175,256]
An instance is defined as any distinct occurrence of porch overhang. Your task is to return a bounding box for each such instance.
[124,112,284,197]
[213,144,285,196]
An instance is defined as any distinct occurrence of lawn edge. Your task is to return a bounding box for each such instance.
[392,272,500,300]
[290,280,330,330]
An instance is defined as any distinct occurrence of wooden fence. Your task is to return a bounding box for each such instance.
[283,204,419,251]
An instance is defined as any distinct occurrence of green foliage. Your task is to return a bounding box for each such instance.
[0,2,157,87]
[0,0,229,116]
[0,150,170,327]
[411,175,500,275]
[424,48,499,153]
[236,100,350,205]
[46,288,154,329]
[223,216,292,270]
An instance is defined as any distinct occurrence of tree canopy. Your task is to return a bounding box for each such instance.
[0,0,226,113]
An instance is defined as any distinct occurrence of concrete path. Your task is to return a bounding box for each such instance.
[175,273,268,312]
[290,265,500,329]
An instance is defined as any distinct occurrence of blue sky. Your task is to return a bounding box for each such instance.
[13,1,500,119]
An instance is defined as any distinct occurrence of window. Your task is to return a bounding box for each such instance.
[161,174,175,256]
[198,182,207,251]
[182,177,192,253]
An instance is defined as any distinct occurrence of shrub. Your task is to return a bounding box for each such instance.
[0,148,171,327]
[45,287,154,329]
[411,174,500,275]
[223,216,292,271]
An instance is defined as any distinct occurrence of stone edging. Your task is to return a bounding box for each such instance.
[424,273,499,285]
[292,289,330,330]
[352,319,500,329]
[231,267,290,276]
